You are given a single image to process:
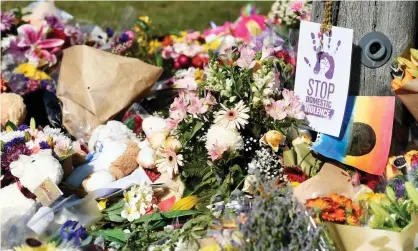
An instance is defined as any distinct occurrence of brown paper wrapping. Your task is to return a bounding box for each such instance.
[57,45,163,138]
[293,163,355,203]
[326,216,418,251]
[394,79,418,122]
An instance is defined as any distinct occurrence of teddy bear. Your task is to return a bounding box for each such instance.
[66,121,141,192]
[1,93,27,128]
[0,150,63,228]
[136,116,185,201]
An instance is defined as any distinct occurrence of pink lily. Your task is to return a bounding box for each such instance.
[265,99,287,120]
[287,100,305,120]
[208,144,227,161]
[169,95,187,121]
[199,92,216,114]
[186,93,202,115]
[236,45,256,69]
[166,118,181,130]
[282,89,297,106]
[17,24,64,65]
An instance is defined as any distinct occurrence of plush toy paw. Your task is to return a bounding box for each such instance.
[1,93,26,127]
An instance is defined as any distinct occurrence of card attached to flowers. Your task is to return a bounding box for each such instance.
[294,21,353,137]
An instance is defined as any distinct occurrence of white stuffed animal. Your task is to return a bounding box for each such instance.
[0,150,63,228]
[136,116,168,169]
[88,120,140,152]
[66,121,140,192]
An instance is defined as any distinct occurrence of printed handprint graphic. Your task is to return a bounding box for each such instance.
[303,32,341,80]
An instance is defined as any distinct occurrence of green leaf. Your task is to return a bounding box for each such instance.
[104,214,126,223]
[123,116,136,131]
[105,200,125,213]
[132,210,201,224]
[30,118,36,130]
[0,141,4,151]
[405,182,418,207]
[24,131,31,141]
[189,121,203,139]
[191,177,216,194]
[4,121,17,131]
[91,229,129,243]
[154,52,163,67]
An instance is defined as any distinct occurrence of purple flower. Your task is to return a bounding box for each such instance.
[1,11,14,32]
[7,74,30,95]
[18,125,30,131]
[40,80,56,93]
[64,25,86,45]
[59,220,88,246]
[106,27,114,38]
[389,177,406,199]
[119,33,130,43]
[45,15,65,30]
[39,141,50,150]
[1,143,32,173]
[3,137,26,152]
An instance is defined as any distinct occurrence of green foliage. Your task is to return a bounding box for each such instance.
[4,121,17,131]
[91,229,129,245]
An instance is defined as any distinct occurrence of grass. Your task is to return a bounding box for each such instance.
[2,1,274,35]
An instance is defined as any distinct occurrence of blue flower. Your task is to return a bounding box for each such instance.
[58,220,88,246]
[106,27,114,38]
[3,137,26,152]
[39,141,50,150]
[119,33,130,43]
[18,125,30,131]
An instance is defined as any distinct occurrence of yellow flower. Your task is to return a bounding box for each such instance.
[138,16,151,25]
[171,35,184,43]
[204,39,221,52]
[194,68,204,83]
[98,199,107,211]
[15,63,51,81]
[199,244,222,251]
[358,192,390,205]
[179,31,188,38]
[260,130,286,152]
[14,242,56,251]
[148,39,162,54]
[290,181,300,187]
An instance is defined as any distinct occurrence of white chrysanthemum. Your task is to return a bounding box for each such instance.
[42,126,62,137]
[121,182,154,222]
[205,125,244,154]
[156,148,184,179]
[214,101,250,130]
[0,130,25,143]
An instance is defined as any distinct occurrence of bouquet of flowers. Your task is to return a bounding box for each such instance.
[147,30,210,80]
[1,8,87,95]
[159,38,304,208]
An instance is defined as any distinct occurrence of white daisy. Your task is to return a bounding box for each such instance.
[156,148,184,178]
[214,100,250,130]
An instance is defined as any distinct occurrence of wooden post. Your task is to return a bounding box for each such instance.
[312,1,418,152]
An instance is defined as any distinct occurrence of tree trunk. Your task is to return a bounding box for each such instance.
[311,1,418,153]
